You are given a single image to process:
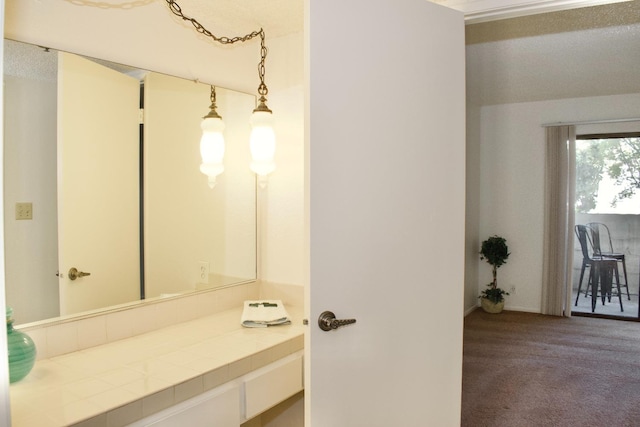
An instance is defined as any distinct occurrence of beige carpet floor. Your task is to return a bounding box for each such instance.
[462,309,640,427]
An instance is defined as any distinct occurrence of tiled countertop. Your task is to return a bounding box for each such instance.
[9,307,304,427]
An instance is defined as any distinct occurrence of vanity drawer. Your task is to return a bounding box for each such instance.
[243,352,304,420]
[132,383,241,427]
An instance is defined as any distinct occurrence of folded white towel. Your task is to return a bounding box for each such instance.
[241,300,291,328]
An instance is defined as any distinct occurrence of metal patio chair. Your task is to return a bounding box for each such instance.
[587,222,630,300]
[574,224,623,312]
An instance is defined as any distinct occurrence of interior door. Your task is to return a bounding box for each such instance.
[306,0,466,425]
[57,52,140,315]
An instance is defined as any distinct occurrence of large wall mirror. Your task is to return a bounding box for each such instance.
[3,38,257,326]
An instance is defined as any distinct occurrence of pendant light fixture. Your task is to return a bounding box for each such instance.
[249,31,276,188]
[165,0,276,187]
[199,86,225,188]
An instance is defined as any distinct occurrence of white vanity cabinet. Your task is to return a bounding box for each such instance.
[243,352,304,421]
[130,352,303,427]
[131,383,241,427]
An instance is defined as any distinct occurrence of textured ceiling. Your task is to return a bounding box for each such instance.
[175,0,640,106]
[466,1,640,105]
[170,0,304,39]
[168,0,631,36]
[5,0,639,107]
[4,39,57,81]
[3,39,143,82]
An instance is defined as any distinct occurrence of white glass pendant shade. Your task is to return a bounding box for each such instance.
[249,110,276,180]
[200,116,225,188]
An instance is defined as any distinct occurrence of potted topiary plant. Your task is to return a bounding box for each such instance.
[479,235,510,313]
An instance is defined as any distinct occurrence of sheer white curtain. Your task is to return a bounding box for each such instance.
[542,125,576,316]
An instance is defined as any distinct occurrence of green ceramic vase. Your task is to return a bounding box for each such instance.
[6,307,37,383]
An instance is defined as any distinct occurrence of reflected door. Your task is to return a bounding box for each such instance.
[57,52,140,315]
[307,0,466,424]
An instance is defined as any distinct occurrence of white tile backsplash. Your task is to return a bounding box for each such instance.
[16,281,305,363]
[47,321,79,356]
[105,310,135,342]
[19,282,265,360]
[194,289,219,318]
[25,327,48,360]
[259,281,304,308]
[78,316,107,350]
[129,304,158,337]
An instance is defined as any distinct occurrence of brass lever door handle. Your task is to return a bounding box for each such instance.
[68,267,91,281]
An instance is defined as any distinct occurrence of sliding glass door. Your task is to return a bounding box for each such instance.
[572,134,640,319]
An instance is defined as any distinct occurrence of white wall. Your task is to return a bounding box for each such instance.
[465,101,482,314]
[144,73,257,297]
[0,4,11,425]
[257,34,305,288]
[3,74,59,323]
[466,92,640,313]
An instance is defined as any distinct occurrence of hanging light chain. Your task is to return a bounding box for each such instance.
[165,0,262,45]
[257,30,268,97]
[164,0,270,111]
[204,85,222,119]
[210,85,217,104]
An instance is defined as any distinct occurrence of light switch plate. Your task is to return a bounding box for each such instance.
[15,202,33,220]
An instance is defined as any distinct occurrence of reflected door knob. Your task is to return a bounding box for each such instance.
[68,268,91,281]
[318,311,357,331]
